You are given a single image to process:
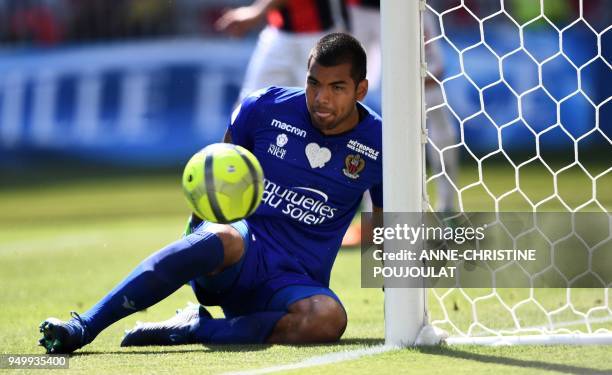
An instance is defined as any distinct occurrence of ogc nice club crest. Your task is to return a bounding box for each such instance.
[343,154,365,179]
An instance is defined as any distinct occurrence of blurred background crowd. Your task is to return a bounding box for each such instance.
[1,0,609,47]
[0,0,226,46]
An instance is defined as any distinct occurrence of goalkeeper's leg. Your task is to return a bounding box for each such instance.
[38,221,244,354]
[121,287,346,346]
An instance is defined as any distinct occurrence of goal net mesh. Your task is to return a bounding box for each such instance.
[422,0,611,339]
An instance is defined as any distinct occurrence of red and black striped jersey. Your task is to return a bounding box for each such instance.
[346,0,380,8]
[267,0,349,33]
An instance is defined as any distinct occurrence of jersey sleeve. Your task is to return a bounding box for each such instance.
[369,181,383,208]
[228,89,267,150]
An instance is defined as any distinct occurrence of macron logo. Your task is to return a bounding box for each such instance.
[271,119,306,138]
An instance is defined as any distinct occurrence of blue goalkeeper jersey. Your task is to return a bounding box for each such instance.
[229,86,383,287]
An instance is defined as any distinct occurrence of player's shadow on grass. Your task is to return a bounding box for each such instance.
[335,338,385,346]
[202,337,384,352]
[74,348,207,356]
[74,346,270,356]
[186,337,384,353]
[337,337,385,346]
[72,338,384,356]
[416,346,609,375]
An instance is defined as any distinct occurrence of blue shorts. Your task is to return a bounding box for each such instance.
[189,220,342,318]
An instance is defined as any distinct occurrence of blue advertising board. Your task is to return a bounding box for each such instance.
[0,31,605,167]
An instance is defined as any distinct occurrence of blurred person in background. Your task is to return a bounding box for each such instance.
[215,0,349,102]
[342,2,459,246]
[346,0,380,101]
[340,0,380,246]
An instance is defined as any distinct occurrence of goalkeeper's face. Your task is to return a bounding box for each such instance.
[305,61,368,135]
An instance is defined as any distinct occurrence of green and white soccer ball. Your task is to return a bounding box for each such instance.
[182,143,264,223]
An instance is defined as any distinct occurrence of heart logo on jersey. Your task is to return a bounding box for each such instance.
[305,142,331,168]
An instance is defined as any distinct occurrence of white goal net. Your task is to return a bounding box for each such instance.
[424,1,612,342]
[382,0,611,346]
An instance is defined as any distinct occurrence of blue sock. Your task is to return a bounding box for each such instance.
[192,311,286,344]
[79,231,225,341]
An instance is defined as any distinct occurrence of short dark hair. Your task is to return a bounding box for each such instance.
[308,32,367,85]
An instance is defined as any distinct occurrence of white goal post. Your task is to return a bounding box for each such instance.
[381,0,612,346]
[381,0,427,346]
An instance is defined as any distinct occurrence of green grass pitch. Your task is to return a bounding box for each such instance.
[0,166,610,374]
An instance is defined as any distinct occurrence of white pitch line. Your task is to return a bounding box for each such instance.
[224,345,396,375]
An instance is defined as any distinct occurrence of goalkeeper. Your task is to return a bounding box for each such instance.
[38,32,383,353]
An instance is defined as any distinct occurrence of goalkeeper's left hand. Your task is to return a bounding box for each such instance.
[182,213,203,237]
